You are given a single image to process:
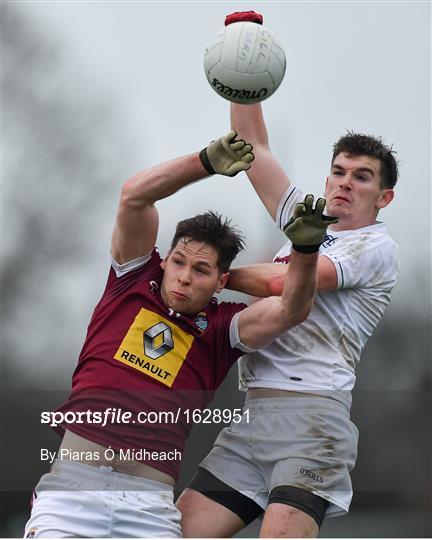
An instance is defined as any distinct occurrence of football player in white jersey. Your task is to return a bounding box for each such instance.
[177,100,399,536]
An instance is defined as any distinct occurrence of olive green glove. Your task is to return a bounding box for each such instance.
[283,194,339,253]
[199,131,254,177]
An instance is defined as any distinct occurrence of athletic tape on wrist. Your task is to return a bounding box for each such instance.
[292,243,321,254]
[199,148,216,176]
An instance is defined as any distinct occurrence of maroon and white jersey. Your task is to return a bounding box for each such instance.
[55,248,248,479]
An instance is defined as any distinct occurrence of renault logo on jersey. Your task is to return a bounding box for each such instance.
[114,308,194,387]
[144,322,174,359]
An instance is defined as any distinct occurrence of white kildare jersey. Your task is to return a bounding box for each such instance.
[238,186,399,408]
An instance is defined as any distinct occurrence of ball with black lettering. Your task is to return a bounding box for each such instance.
[203,21,286,104]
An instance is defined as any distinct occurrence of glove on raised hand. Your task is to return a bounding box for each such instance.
[199,131,254,177]
[283,194,339,253]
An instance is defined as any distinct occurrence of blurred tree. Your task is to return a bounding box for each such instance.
[1,5,129,535]
[2,3,126,384]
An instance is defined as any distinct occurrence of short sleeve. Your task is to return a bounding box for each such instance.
[103,248,163,294]
[212,302,248,387]
[229,312,257,353]
[275,185,303,231]
[324,233,399,290]
[111,252,152,278]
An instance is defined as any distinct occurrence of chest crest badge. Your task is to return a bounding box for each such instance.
[194,312,208,332]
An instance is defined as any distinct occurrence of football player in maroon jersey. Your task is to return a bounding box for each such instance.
[25,131,335,538]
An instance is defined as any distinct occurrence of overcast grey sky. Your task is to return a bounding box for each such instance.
[3,1,431,382]
[18,2,430,251]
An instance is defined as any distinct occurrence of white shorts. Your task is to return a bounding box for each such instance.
[24,460,182,538]
[199,395,358,518]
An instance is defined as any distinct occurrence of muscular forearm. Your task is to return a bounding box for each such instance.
[237,195,334,349]
[228,255,337,299]
[237,252,317,349]
[121,153,208,207]
[227,264,286,297]
[231,103,269,146]
[280,250,318,325]
[112,133,253,263]
[230,103,292,219]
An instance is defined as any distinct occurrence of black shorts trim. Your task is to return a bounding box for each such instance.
[269,485,329,528]
[188,467,263,525]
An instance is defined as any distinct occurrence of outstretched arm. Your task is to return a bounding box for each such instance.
[227,256,338,297]
[238,251,317,349]
[111,132,254,264]
[112,154,205,264]
[231,103,293,220]
[237,196,338,349]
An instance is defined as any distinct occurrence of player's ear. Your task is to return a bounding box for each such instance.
[215,271,230,293]
[377,189,394,209]
[161,250,172,270]
[324,176,329,193]
[160,253,170,271]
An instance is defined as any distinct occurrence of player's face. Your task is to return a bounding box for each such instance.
[160,239,229,316]
[324,152,394,230]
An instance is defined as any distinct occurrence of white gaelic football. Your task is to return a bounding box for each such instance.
[204,21,286,104]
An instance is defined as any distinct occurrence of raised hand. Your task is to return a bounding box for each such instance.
[283,195,338,253]
[199,131,254,177]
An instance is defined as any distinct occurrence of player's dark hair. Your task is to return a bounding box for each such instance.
[332,131,399,189]
[170,211,245,273]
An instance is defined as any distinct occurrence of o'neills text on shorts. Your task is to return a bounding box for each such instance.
[40,448,182,464]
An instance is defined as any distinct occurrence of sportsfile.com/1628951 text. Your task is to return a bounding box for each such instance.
[40,408,249,428]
